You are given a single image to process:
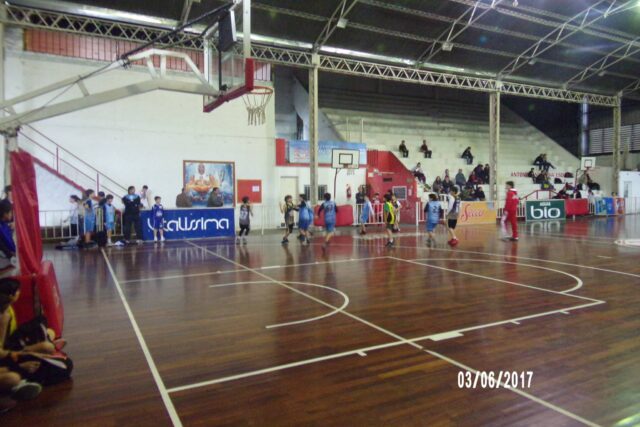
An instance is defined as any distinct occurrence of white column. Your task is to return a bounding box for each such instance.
[489,91,500,202]
[309,55,320,205]
[612,97,621,193]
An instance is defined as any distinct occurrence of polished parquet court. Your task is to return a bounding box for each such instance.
[4,216,640,427]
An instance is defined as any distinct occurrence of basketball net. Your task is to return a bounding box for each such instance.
[242,86,273,126]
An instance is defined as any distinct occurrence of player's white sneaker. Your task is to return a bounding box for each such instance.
[160,236,165,242]
[153,237,158,242]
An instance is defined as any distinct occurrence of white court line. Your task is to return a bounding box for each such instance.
[423,349,601,427]
[120,255,388,284]
[525,232,620,248]
[208,280,350,329]
[410,258,585,294]
[324,241,640,280]
[101,250,182,427]
[120,268,247,284]
[167,340,406,393]
[393,257,601,303]
[596,255,613,259]
[178,241,602,426]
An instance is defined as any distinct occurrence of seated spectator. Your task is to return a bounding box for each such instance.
[541,154,555,172]
[207,187,224,207]
[455,169,466,188]
[474,164,484,183]
[419,140,432,159]
[535,171,547,184]
[467,171,479,187]
[398,140,409,158]
[554,189,569,200]
[533,154,544,169]
[432,176,443,194]
[461,147,474,165]
[0,201,16,276]
[483,164,490,184]
[474,186,486,201]
[175,188,193,208]
[585,173,600,191]
[461,186,474,201]
[442,176,453,194]
[1,186,11,206]
[412,163,426,184]
[527,168,537,182]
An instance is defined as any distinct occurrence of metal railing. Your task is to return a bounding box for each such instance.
[39,209,124,241]
[19,126,128,197]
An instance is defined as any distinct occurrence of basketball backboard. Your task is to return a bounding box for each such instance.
[202,0,254,113]
[331,149,360,169]
[580,157,596,170]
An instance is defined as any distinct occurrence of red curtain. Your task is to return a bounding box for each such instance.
[10,151,43,275]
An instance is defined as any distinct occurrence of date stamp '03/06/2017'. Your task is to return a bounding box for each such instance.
[458,371,533,389]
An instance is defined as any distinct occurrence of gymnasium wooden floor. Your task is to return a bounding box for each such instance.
[4,216,640,426]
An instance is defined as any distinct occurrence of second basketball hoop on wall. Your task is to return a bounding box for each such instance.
[331,149,360,169]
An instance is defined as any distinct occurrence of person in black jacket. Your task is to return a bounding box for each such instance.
[122,186,143,244]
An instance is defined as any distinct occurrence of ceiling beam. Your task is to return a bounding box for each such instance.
[313,0,359,53]
[499,0,639,78]
[416,0,506,65]
[249,44,618,106]
[566,37,640,87]
[179,0,195,26]
[360,0,640,68]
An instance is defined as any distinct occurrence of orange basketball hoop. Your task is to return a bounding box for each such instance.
[242,85,273,126]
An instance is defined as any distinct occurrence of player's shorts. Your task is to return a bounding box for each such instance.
[152,219,164,230]
[447,219,458,229]
[105,222,115,232]
[360,214,369,224]
[385,223,395,231]
[298,219,309,231]
[84,216,95,233]
[426,221,438,232]
[325,222,336,233]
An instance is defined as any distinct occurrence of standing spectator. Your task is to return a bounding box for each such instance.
[455,169,466,189]
[355,185,366,205]
[139,185,153,209]
[419,140,432,158]
[412,163,426,184]
[527,168,537,183]
[103,195,116,246]
[151,196,165,242]
[175,188,193,208]
[398,140,409,158]
[483,164,490,184]
[442,176,453,194]
[541,154,555,172]
[432,176,443,194]
[81,189,95,247]
[122,186,143,244]
[372,192,382,223]
[443,169,450,179]
[474,164,484,182]
[207,187,224,207]
[461,147,474,165]
[64,195,82,238]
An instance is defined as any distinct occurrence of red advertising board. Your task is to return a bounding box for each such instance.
[565,199,589,216]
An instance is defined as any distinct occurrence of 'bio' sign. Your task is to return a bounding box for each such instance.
[525,200,566,222]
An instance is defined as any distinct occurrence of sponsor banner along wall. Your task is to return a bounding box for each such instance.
[141,208,235,240]
[525,200,566,221]
[458,201,497,225]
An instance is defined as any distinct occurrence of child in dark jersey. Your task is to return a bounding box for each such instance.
[237,196,252,245]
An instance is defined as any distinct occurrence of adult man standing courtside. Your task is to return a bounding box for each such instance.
[122,186,144,244]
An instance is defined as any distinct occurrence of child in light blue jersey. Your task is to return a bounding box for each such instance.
[318,193,338,249]
[104,195,116,246]
[359,194,373,235]
[424,193,442,246]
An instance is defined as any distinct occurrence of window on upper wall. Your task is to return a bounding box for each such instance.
[589,124,640,155]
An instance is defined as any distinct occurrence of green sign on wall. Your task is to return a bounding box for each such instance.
[525,200,566,221]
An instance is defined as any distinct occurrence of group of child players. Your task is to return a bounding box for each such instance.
[243,180,518,248]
